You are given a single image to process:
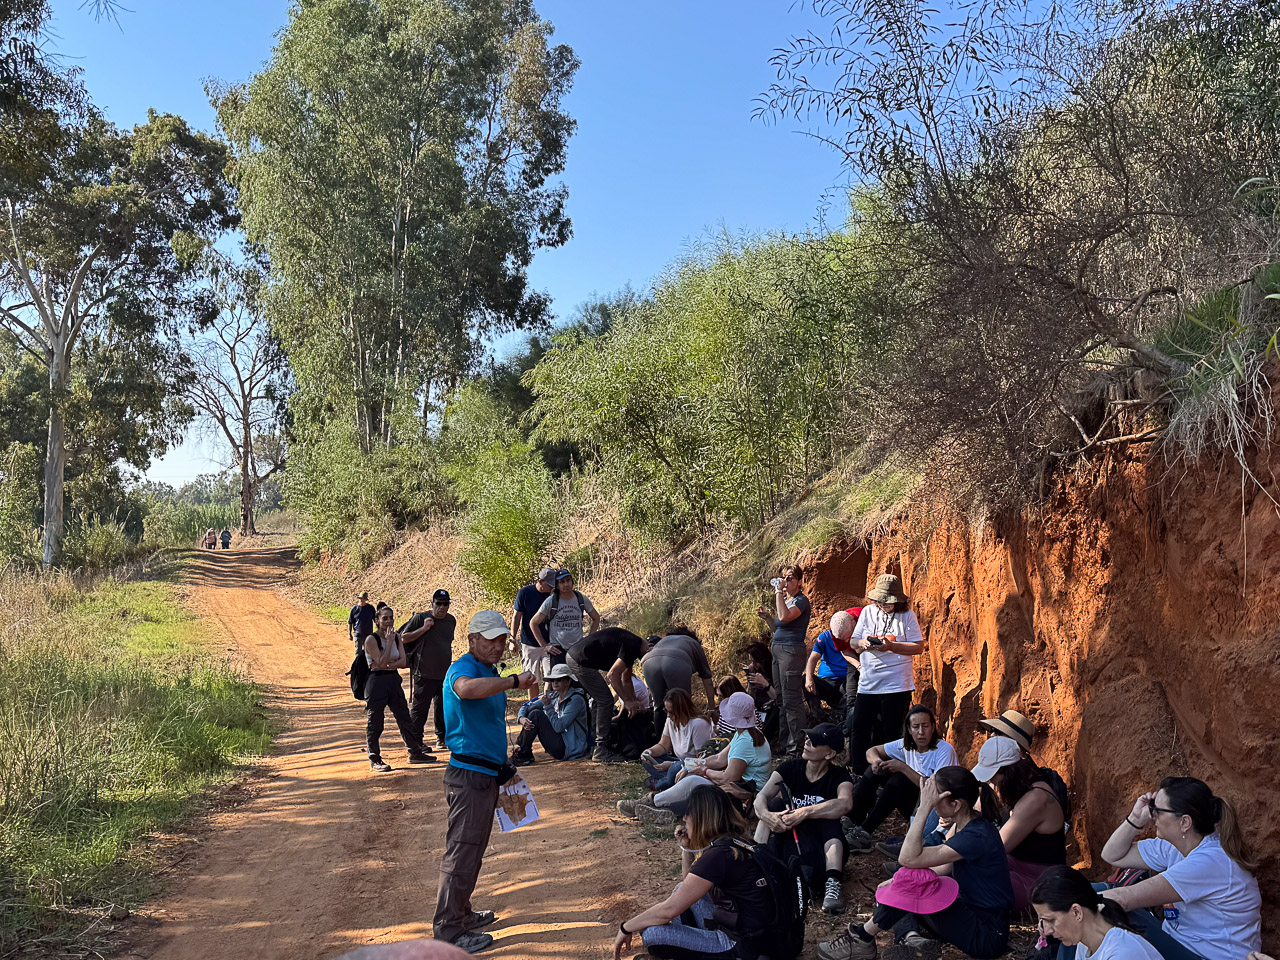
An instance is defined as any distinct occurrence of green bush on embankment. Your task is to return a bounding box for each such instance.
[0,567,271,951]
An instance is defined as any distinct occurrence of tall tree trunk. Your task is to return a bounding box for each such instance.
[239,410,256,535]
[41,348,69,568]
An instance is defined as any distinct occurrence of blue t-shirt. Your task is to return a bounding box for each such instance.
[945,817,1015,913]
[727,730,772,790]
[812,630,849,679]
[444,653,508,774]
[513,583,548,646]
[771,593,811,644]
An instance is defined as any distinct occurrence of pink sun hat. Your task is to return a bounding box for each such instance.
[875,867,959,914]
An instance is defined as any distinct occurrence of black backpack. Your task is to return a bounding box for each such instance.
[1038,765,1072,826]
[547,589,587,645]
[346,634,382,701]
[732,839,808,960]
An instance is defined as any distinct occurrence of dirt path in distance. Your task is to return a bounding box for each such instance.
[126,547,661,960]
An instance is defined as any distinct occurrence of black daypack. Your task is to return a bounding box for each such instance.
[732,838,808,960]
[1038,765,1072,826]
[547,589,587,643]
[346,634,382,701]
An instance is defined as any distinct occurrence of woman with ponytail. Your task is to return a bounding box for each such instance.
[1100,777,1260,960]
[818,766,1013,960]
[1031,865,1161,959]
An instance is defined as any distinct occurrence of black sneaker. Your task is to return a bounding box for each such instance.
[874,838,904,859]
[465,909,498,931]
[370,759,392,773]
[449,931,493,954]
[591,748,629,764]
[511,750,536,766]
[883,932,942,960]
[407,751,435,764]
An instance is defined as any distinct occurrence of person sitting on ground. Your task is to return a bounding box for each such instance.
[1030,865,1163,960]
[633,689,715,796]
[1099,776,1260,960]
[610,671,658,759]
[845,704,959,855]
[638,692,772,823]
[641,627,716,739]
[714,674,747,737]
[848,575,926,776]
[743,642,780,740]
[219,527,232,549]
[969,735,1067,915]
[510,663,589,764]
[980,708,1036,755]
[614,785,773,960]
[819,765,1013,960]
[754,722,855,916]
[363,605,433,772]
[805,612,852,719]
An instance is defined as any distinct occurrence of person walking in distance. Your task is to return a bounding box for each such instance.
[402,589,455,753]
[529,569,600,672]
[756,563,812,758]
[219,527,231,550]
[349,591,376,647]
[363,605,433,772]
[511,567,556,697]
[434,611,536,954]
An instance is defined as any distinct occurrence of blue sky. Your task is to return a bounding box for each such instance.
[48,0,849,484]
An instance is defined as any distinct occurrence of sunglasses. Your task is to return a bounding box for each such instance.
[1147,797,1177,818]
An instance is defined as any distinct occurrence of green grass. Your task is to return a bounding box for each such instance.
[320,605,350,624]
[589,827,609,838]
[0,571,271,952]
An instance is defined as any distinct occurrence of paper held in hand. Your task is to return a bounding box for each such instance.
[495,773,539,832]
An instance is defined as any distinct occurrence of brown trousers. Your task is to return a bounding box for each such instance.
[433,765,498,942]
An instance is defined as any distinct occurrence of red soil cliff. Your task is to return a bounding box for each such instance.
[804,444,1280,934]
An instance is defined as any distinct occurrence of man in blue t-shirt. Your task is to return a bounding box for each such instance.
[434,610,535,954]
[804,624,850,717]
[510,566,556,697]
[348,591,375,646]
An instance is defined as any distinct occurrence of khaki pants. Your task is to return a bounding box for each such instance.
[433,765,498,942]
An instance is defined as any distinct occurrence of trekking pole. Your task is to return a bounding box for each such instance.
[779,783,801,853]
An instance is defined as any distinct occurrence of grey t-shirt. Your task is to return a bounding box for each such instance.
[642,634,713,679]
[772,593,812,644]
[536,590,598,649]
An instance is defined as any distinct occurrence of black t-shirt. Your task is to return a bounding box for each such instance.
[514,583,548,646]
[401,612,456,680]
[774,758,853,809]
[945,817,1015,913]
[569,627,645,671]
[689,838,771,935]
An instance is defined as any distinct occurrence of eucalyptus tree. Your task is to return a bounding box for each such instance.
[215,0,578,463]
[0,112,236,565]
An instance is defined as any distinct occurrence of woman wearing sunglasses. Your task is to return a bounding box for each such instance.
[1099,776,1260,960]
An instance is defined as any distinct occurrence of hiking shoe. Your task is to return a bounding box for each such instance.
[844,823,873,853]
[465,909,498,931]
[881,861,903,880]
[511,750,536,767]
[874,838,904,860]
[592,748,629,764]
[883,932,942,960]
[370,759,392,773]
[636,803,678,826]
[822,876,846,914]
[407,751,435,764]
[818,926,878,960]
[617,798,642,819]
[448,931,493,954]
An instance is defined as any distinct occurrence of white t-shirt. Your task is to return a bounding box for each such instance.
[1075,927,1164,960]
[665,716,713,759]
[883,739,959,778]
[535,591,598,649]
[631,676,652,710]
[1136,834,1261,960]
[852,607,922,693]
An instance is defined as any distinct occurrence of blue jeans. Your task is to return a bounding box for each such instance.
[642,753,681,791]
[642,888,737,958]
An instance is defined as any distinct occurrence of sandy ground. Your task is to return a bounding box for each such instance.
[124,547,658,960]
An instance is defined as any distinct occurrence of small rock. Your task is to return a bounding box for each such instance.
[108,904,130,920]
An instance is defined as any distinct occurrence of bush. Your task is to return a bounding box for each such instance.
[62,517,131,569]
[457,462,561,603]
[0,443,40,568]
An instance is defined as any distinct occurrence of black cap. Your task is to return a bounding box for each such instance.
[803,722,844,752]
[432,589,451,605]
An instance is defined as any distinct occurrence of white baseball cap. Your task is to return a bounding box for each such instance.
[467,610,510,639]
[970,735,1023,782]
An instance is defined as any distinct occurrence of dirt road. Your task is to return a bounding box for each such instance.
[130,548,659,960]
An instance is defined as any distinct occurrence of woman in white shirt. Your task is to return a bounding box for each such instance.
[847,574,926,776]
[637,689,714,793]
[1100,776,1260,960]
[843,704,958,852]
[1031,865,1163,960]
